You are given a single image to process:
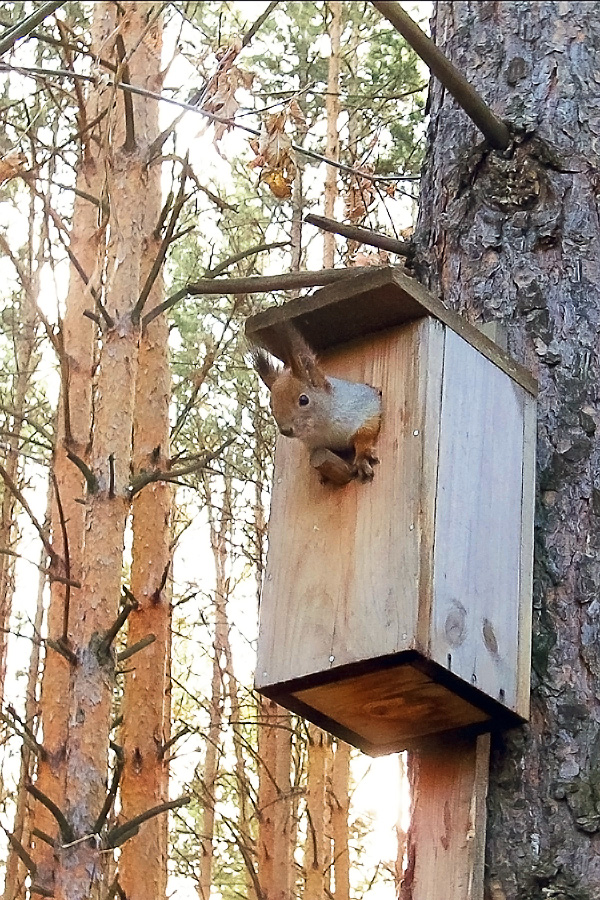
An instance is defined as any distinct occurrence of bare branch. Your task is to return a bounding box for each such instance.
[93,750,124,834]
[204,240,290,278]
[25,782,74,843]
[115,34,136,151]
[0,1,65,57]
[0,463,58,568]
[142,268,360,327]
[66,449,98,493]
[98,595,138,658]
[116,633,156,663]
[1,822,37,874]
[46,637,77,665]
[305,213,412,256]
[371,1,511,150]
[105,796,190,849]
[129,438,236,496]
[133,164,189,323]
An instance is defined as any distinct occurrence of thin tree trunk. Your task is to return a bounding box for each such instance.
[304,725,331,899]
[323,1,342,269]
[2,527,47,900]
[118,9,170,899]
[257,697,292,900]
[413,2,600,896]
[0,186,43,696]
[329,741,350,900]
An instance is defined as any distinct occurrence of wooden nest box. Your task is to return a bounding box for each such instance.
[246,267,536,756]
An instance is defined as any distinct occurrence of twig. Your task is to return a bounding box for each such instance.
[31,827,54,846]
[66,449,98,493]
[142,268,361,327]
[0,822,37,874]
[204,240,290,278]
[0,710,46,760]
[25,782,74,843]
[0,1,65,57]
[133,164,189,323]
[105,796,190,849]
[116,634,155,663]
[305,213,412,256]
[108,453,115,499]
[0,463,58,569]
[129,438,236,496]
[93,751,124,834]
[114,35,136,151]
[159,725,191,759]
[98,595,138,658]
[1,62,417,184]
[51,472,71,642]
[371,1,511,151]
[46,637,77,665]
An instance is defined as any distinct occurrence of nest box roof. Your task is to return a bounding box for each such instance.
[245,266,537,396]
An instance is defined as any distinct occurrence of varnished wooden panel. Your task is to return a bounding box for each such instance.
[430,329,526,711]
[255,319,434,689]
[293,663,490,750]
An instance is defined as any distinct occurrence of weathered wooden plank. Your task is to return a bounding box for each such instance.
[516,393,537,718]
[430,329,525,712]
[245,266,537,396]
[404,733,490,900]
[416,319,445,652]
[255,321,427,689]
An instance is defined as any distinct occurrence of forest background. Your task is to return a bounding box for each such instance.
[0,2,428,898]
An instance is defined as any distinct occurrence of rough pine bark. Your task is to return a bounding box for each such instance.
[304,726,332,899]
[413,3,600,898]
[50,4,163,898]
[117,8,171,899]
[330,741,350,900]
[257,697,292,900]
[30,5,110,886]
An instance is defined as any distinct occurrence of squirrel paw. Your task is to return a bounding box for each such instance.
[354,453,379,482]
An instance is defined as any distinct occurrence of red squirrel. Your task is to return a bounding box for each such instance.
[253,325,382,482]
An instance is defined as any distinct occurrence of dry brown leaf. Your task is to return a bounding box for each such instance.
[0,151,28,185]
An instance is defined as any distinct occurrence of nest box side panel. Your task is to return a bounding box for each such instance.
[255,319,431,691]
[430,328,528,713]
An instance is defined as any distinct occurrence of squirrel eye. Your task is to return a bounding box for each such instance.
[298,393,310,407]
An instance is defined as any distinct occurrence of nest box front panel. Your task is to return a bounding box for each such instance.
[255,319,433,692]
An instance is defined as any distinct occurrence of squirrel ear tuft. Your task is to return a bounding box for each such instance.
[251,348,280,390]
[282,324,329,390]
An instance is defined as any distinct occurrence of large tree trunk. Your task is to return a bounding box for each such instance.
[30,4,109,885]
[414,2,600,896]
[50,4,163,897]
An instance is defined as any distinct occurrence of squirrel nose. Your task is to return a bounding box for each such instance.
[279,425,294,437]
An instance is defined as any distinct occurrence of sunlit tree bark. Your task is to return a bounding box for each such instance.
[117,9,171,899]
[30,5,110,886]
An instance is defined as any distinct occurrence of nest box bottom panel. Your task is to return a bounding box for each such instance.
[258,653,523,756]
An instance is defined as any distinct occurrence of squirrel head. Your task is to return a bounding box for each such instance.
[252,326,333,443]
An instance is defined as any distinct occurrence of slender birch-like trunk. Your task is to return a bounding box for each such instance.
[330,742,350,900]
[323,0,342,269]
[304,725,331,899]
